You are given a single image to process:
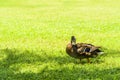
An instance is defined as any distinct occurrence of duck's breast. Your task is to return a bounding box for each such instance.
[66,43,79,58]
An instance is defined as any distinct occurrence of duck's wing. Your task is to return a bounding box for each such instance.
[76,43,85,52]
[76,43,101,54]
[76,43,88,54]
[80,43,101,52]
[76,43,83,48]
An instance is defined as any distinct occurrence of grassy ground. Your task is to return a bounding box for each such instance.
[0,0,120,80]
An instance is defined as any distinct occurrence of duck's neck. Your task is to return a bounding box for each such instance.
[72,44,77,53]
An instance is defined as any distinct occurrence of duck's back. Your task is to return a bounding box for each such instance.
[76,43,102,57]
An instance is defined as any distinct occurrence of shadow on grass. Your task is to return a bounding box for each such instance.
[13,67,120,80]
[0,48,119,80]
[0,48,75,66]
[1,65,120,80]
[0,48,105,67]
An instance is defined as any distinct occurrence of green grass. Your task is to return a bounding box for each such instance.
[0,0,120,80]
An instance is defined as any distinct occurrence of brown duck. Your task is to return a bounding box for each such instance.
[66,36,104,63]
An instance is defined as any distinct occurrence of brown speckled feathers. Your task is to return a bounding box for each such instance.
[66,36,103,63]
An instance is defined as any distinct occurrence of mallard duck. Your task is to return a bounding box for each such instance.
[66,36,104,63]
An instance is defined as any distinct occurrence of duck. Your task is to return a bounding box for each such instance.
[66,36,104,63]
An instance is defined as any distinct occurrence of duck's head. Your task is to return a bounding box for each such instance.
[71,36,76,45]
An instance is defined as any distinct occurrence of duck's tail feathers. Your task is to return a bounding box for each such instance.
[90,47,104,55]
[97,52,104,55]
[90,47,100,52]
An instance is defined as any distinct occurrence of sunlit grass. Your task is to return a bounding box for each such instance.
[0,0,120,80]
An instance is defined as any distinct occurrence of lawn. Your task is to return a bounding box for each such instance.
[0,0,120,80]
